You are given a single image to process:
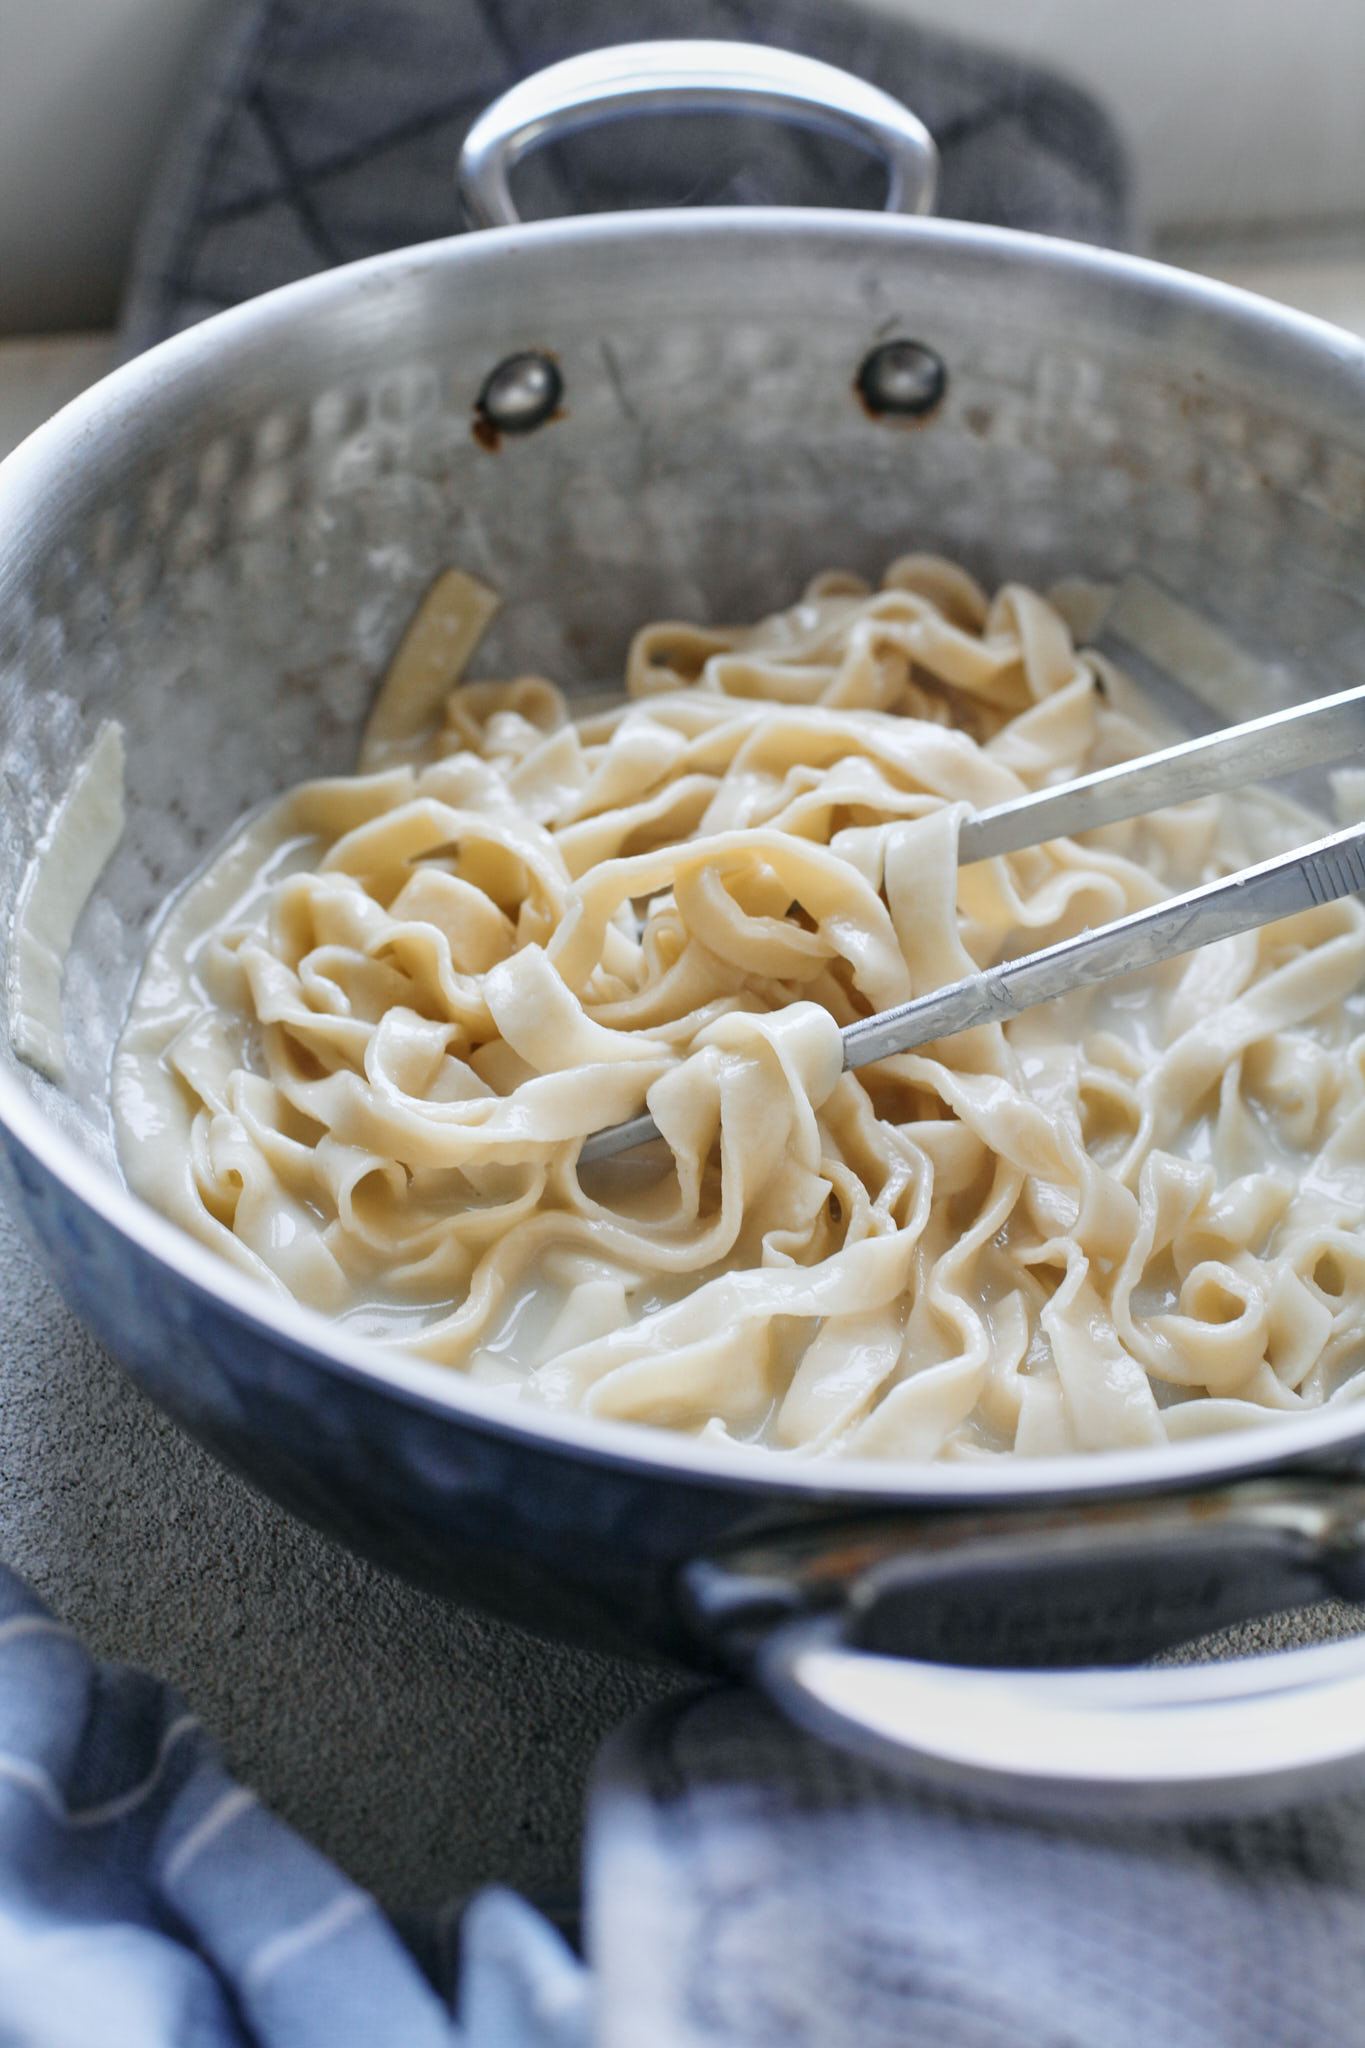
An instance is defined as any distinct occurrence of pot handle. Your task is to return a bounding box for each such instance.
[457,40,939,230]
[682,1477,1365,1817]
[760,1612,1365,1821]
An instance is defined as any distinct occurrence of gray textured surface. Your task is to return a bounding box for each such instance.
[0,1188,683,1914]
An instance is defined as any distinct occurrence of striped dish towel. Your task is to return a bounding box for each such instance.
[0,1566,585,2046]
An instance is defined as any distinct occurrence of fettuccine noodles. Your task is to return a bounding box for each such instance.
[113,557,1365,1459]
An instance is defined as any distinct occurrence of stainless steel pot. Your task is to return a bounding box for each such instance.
[5,41,1365,1815]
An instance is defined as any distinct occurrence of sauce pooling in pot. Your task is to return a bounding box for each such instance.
[112,556,1365,1459]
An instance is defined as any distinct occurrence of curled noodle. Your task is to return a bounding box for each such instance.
[113,556,1365,1460]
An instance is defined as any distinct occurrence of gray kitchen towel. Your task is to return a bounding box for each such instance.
[587,1687,1365,2048]
[118,0,1128,357]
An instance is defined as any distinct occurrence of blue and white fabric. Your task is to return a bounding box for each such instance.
[0,1565,586,2046]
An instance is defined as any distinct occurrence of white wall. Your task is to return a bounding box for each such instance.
[0,0,227,332]
[872,0,1365,239]
[3,0,1365,333]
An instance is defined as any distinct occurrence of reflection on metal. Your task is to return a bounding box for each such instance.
[476,352,563,440]
[855,337,947,419]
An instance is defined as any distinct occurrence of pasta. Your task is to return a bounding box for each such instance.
[112,557,1365,1461]
[10,720,125,1084]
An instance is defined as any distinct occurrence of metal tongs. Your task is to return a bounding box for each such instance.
[581,681,1365,1162]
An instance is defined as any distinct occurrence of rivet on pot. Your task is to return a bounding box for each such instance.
[475,352,563,438]
[856,339,947,420]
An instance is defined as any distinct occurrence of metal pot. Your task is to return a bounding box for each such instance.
[5,41,1365,1815]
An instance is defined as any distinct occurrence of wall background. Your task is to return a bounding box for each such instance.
[898,0,1365,239]
[0,0,230,331]
[2,0,1364,333]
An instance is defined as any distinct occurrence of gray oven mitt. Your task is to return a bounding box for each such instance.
[118,0,1128,357]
